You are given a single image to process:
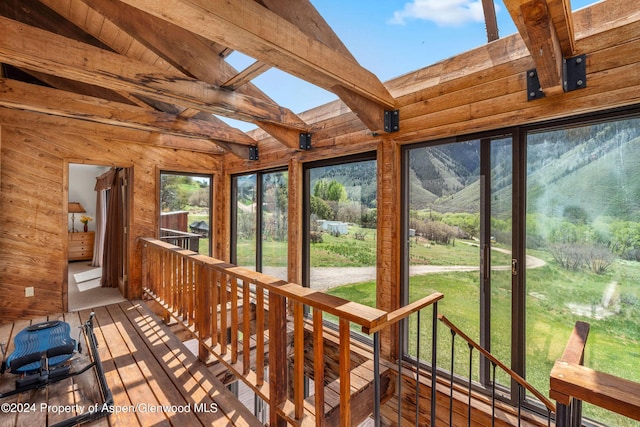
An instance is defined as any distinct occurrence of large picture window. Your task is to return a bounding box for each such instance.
[401,111,640,426]
[232,169,288,280]
[159,172,212,256]
[525,117,640,425]
[304,153,378,308]
[403,137,513,389]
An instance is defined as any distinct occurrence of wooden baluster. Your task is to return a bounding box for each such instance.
[162,250,171,323]
[197,262,210,362]
[339,319,351,427]
[242,280,251,375]
[230,276,239,364]
[219,272,228,355]
[188,259,195,325]
[211,269,219,347]
[178,254,184,319]
[313,309,325,427]
[170,251,177,313]
[269,293,287,427]
[141,243,148,293]
[293,301,304,420]
[186,257,192,323]
[256,287,265,386]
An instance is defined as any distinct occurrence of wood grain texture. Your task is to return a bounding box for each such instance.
[0,111,218,321]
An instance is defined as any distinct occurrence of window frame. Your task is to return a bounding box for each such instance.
[230,167,288,272]
[302,151,378,289]
[399,104,640,415]
[158,170,213,256]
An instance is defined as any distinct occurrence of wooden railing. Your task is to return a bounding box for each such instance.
[139,238,442,426]
[550,321,640,426]
[159,228,201,252]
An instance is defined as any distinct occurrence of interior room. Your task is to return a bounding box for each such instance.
[1,1,639,426]
[67,163,125,312]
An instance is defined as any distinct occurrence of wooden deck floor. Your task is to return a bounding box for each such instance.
[0,301,261,427]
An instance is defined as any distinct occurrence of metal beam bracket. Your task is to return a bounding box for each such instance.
[527,54,587,101]
[299,133,312,150]
[249,145,259,161]
[563,54,587,93]
[527,69,545,101]
[384,110,400,133]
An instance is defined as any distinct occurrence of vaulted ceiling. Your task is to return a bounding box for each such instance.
[0,0,577,159]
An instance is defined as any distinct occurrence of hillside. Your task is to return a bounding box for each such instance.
[288,119,640,221]
[407,119,640,220]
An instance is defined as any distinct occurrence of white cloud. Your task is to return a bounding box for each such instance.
[389,0,485,26]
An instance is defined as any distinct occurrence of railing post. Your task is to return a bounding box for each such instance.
[189,235,199,252]
[269,293,287,427]
[339,319,352,427]
[197,263,211,362]
[556,402,569,427]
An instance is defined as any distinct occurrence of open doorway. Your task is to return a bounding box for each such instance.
[67,164,128,312]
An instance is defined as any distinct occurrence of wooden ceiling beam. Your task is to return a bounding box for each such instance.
[481,0,499,42]
[221,61,271,90]
[133,97,257,157]
[68,0,269,100]
[0,17,308,130]
[258,0,356,61]
[546,0,576,56]
[17,68,138,106]
[0,77,257,154]
[40,0,313,148]
[505,0,569,94]
[115,0,396,116]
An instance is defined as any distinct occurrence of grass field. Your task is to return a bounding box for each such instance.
[324,240,640,426]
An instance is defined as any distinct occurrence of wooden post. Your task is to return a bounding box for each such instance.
[197,263,211,362]
[269,293,287,427]
[339,319,351,427]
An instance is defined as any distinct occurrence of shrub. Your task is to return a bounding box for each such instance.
[585,244,615,274]
[354,231,367,241]
[548,243,615,274]
[310,231,323,244]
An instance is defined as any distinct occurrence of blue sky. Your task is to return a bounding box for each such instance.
[224,0,598,131]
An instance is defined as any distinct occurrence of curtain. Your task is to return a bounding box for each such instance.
[92,168,115,268]
[91,189,107,267]
[101,169,123,288]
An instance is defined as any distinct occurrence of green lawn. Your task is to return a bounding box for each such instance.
[326,248,640,426]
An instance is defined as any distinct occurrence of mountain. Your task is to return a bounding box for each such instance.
[407,118,640,221]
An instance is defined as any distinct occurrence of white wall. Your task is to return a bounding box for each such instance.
[68,164,110,232]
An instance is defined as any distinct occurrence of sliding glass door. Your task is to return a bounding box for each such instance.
[404,135,514,390]
[525,117,640,425]
[402,110,640,425]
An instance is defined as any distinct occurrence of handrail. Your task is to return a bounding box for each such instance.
[550,321,640,424]
[139,237,392,426]
[159,228,201,252]
[438,314,556,413]
[366,292,444,333]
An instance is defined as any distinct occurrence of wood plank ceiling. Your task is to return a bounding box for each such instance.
[0,0,576,158]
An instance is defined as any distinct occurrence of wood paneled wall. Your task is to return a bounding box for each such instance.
[0,109,219,321]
